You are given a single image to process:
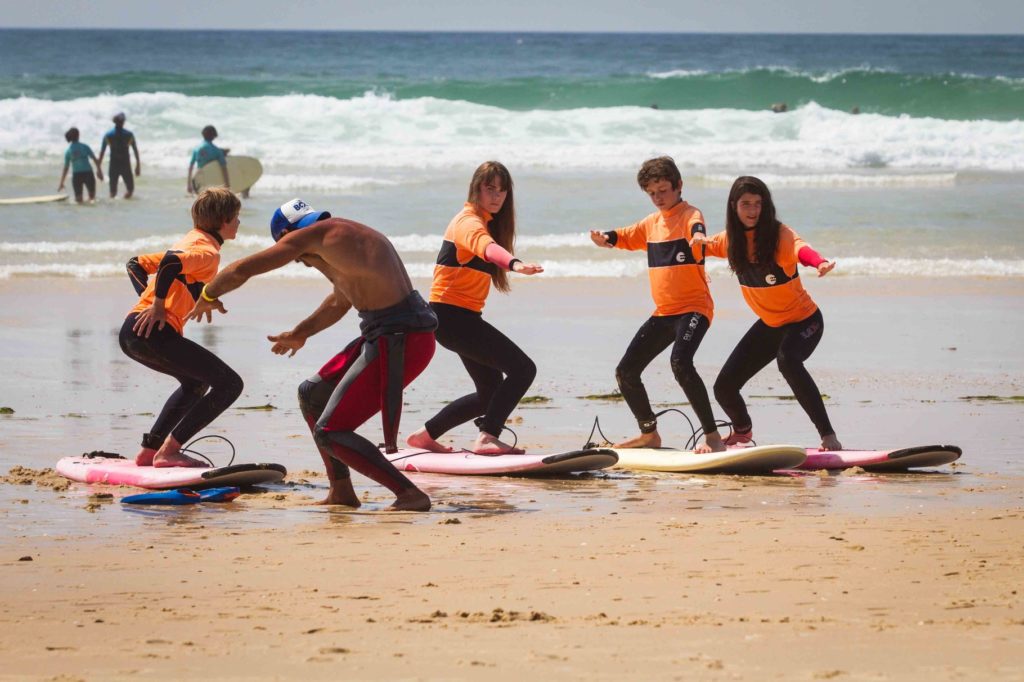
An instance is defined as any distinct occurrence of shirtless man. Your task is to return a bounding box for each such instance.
[188,198,438,511]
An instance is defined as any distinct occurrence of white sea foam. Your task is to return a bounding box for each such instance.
[2,93,1022,174]
[4,257,1022,280]
[694,172,958,187]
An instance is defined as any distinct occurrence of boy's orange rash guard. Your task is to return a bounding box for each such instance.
[704,223,818,327]
[613,201,714,320]
[429,203,498,313]
[129,229,222,334]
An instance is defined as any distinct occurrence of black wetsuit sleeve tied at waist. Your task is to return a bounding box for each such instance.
[153,251,184,298]
[126,256,149,295]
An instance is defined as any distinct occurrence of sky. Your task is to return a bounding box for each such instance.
[3,0,1023,34]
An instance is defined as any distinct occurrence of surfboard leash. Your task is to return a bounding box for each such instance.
[178,434,236,468]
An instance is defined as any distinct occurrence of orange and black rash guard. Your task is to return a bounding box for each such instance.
[128,229,222,334]
[609,201,713,320]
[703,223,818,328]
[429,203,498,313]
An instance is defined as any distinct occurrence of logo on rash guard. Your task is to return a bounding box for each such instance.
[676,251,687,263]
[765,274,777,285]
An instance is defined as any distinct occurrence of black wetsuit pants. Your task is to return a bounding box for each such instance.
[616,312,718,434]
[119,314,243,447]
[108,160,133,195]
[424,302,537,439]
[713,308,835,438]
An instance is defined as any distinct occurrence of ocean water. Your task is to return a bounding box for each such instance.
[1,29,1022,280]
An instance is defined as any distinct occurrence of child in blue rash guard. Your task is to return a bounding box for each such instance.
[187,125,231,195]
[58,127,103,203]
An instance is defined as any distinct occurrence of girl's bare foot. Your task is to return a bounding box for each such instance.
[821,434,843,451]
[135,447,158,466]
[613,430,661,449]
[390,488,431,511]
[723,427,753,447]
[472,432,524,455]
[406,427,453,453]
[152,436,209,468]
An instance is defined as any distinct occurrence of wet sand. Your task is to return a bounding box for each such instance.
[1,274,1023,679]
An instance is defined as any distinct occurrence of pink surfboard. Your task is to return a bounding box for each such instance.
[56,454,286,489]
[798,444,962,472]
[384,447,617,476]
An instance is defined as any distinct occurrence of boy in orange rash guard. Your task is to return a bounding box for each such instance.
[119,188,243,467]
[690,176,842,451]
[590,157,725,453]
[406,161,545,455]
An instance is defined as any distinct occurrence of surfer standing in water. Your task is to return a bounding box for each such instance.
[120,188,243,467]
[590,156,725,453]
[406,161,544,455]
[188,199,438,511]
[97,112,140,199]
[690,176,842,450]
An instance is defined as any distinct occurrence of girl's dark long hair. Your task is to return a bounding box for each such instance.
[467,161,515,293]
[725,176,781,276]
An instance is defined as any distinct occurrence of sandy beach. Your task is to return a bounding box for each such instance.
[2,273,1023,680]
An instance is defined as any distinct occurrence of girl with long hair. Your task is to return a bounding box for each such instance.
[406,161,544,454]
[691,176,842,450]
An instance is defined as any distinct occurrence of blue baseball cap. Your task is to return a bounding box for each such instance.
[270,198,331,242]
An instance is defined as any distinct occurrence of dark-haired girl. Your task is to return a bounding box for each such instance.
[58,127,103,203]
[691,176,842,450]
[407,161,544,454]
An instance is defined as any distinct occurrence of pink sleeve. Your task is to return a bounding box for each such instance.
[798,245,826,268]
[484,242,516,271]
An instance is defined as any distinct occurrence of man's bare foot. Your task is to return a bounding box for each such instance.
[315,479,362,507]
[613,430,661,449]
[135,447,158,466]
[406,427,453,453]
[821,434,843,451]
[472,432,524,455]
[723,427,753,447]
[390,488,431,511]
[694,431,726,454]
[152,436,209,468]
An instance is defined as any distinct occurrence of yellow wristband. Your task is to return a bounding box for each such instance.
[200,285,218,303]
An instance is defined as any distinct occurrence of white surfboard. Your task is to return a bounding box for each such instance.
[611,444,806,474]
[191,155,263,193]
[56,454,286,489]
[0,194,68,205]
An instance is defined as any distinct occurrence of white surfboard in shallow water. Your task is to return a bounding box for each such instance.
[610,444,806,474]
[0,194,68,205]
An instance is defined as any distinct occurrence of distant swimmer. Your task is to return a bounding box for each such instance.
[771,102,788,113]
[120,188,243,467]
[690,176,842,451]
[851,106,860,115]
[405,161,545,456]
[97,112,141,199]
[57,127,103,203]
[188,199,439,511]
[187,125,231,196]
[589,156,725,454]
